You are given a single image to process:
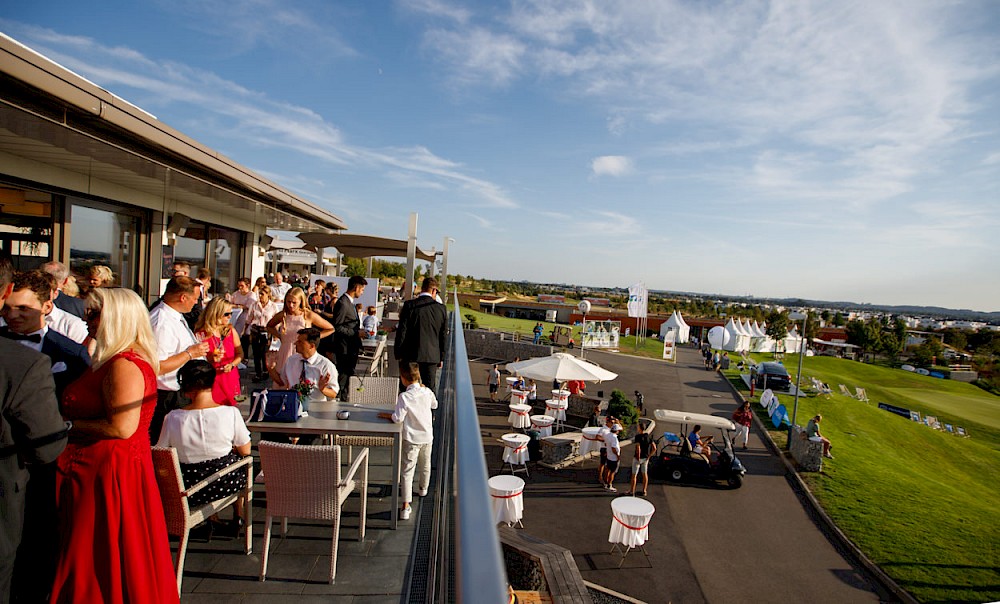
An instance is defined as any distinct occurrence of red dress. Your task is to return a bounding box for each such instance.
[205,328,241,406]
[51,351,180,604]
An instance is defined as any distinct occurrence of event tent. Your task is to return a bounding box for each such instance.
[659,311,691,343]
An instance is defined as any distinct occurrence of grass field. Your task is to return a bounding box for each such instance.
[452,307,1000,602]
[729,354,1000,603]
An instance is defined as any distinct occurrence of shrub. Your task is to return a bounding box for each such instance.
[464,313,479,329]
[606,389,639,428]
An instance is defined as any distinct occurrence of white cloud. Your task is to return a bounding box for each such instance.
[398,0,471,23]
[591,155,633,177]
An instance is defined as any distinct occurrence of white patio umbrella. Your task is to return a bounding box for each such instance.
[506,353,618,383]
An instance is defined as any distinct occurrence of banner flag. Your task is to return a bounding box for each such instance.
[627,282,648,318]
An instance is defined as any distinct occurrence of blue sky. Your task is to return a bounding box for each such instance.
[3,1,999,311]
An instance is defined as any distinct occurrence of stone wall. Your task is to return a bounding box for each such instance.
[464,329,553,362]
[789,424,824,472]
[950,370,978,383]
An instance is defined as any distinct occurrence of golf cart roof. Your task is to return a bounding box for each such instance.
[654,409,737,431]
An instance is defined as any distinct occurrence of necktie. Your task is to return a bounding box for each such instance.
[300,359,310,387]
[0,329,42,343]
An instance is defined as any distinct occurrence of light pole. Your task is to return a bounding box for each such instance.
[788,313,808,446]
[577,300,591,360]
[441,237,454,297]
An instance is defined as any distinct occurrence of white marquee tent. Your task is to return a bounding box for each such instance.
[723,318,752,352]
[659,311,691,343]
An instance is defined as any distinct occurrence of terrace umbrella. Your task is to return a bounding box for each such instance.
[506,353,618,383]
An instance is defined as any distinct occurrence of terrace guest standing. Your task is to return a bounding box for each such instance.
[266,288,333,389]
[194,297,244,406]
[331,276,367,399]
[244,285,279,382]
[379,363,438,521]
[394,277,447,393]
[50,288,179,603]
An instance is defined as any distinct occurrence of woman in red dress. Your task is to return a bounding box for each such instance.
[51,287,179,604]
[195,296,243,406]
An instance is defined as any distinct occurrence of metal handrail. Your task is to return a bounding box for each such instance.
[415,292,508,603]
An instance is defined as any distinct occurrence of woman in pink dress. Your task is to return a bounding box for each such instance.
[266,287,333,383]
[51,288,179,603]
[194,297,243,406]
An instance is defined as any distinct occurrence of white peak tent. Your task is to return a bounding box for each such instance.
[784,327,804,354]
[659,311,691,343]
[751,320,775,352]
[723,318,752,352]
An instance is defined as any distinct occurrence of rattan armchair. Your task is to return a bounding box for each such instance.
[151,447,254,595]
[257,441,369,584]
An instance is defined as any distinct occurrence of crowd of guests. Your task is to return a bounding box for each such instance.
[0,255,454,603]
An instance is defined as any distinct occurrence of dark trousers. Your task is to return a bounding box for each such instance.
[336,359,355,401]
[240,333,251,362]
[10,463,57,603]
[150,389,184,443]
[250,330,269,377]
[399,360,439,395]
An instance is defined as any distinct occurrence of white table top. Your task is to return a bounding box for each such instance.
[502,433,530,446]
[506,376,520,384]
[545,398,568,407]
[247,402,403,438]
[552,389,571,397]
[582,426,605,441]
[612,496,655,518]
[508,403,532,413]
[530,415,554,425]
[488,475,525,493]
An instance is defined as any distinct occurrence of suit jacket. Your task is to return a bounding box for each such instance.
[331,293,362,363]
[40,330,91,402]
[53,291,86,319]
[0,339,67,567]
[394,294,448,365]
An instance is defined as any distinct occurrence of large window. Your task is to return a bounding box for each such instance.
[0,186,53,271]
[68,200,141,290]
[172,220,243,296]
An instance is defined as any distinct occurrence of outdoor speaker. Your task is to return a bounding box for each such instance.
[166,212,190,237]
[259,234,274,249]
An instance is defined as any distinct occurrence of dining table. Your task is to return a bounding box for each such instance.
[247,401,404,528]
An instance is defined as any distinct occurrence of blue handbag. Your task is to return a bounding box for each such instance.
[248,389,301,422]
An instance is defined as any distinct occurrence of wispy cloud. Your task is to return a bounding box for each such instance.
[591,155,633,177]
[398,0,471,24]
[3,24,517,210]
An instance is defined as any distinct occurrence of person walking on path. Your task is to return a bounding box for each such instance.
[488,364,500,402]
[732,400,753,450]
[394,277,448,393]
[602,423,621,492]
[379,363,438,521]
[629,421,654,496]
[331,276,367,399]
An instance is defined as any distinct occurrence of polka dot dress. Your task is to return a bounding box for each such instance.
[180,451,249,507]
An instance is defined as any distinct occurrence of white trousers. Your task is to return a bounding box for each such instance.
[735,424,749,447]
[400,441,432,504]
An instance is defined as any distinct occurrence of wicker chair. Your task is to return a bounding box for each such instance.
[151,447,254,595]
[257,441,369,584]
[338,376,400,460]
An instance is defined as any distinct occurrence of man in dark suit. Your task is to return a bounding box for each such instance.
[394,277,448,393]
[1,269,88,602]
[42,261,85,319]
[1,270,91,400]
[331,276,367,400]
[0,254,68,604]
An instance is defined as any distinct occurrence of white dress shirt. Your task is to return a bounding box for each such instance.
[46,305,88,344]
[391,383,438,445]
[270,282,292,302]
[0,321,47,353]
[150,301,198,391]
[280,351,339,406]
[230,290,257,334]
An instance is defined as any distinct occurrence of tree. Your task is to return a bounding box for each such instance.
[845,317,883,362]
[802,311,819,344]
[820,310,831,323]
[832,312,846,327]
[765,310,789,356]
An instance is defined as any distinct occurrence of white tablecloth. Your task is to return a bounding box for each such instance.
[511,389,529,405]
[507,404,532,429]
[609,496,655,548]
[529,415,554,437]
[544,399,568,422]
[488,475,524,525]
[506,377,520,390]
[552,389,570,403]
[580,426,605,456]
[502,433,530,465]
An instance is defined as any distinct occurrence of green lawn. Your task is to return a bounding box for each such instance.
[729,354,1000,603]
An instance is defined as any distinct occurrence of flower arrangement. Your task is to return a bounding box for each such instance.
[294,379,314,402]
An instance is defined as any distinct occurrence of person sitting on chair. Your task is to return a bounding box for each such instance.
[687,425,714,463]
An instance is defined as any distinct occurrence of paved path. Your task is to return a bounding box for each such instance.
[475,346,881,603]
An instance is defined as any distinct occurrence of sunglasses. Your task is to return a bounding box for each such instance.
[223,312,233,317]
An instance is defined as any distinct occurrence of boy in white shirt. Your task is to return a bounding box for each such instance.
[379,362,438,520]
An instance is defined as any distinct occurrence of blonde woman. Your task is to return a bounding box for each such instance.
[244,285,279,381]
[266,287,333,381]
[194,297,243,406]
[51,288,179,603]
[87,264,114,288]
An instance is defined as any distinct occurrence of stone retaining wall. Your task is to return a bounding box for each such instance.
[788,424,824,472]
[464,329,553,362]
